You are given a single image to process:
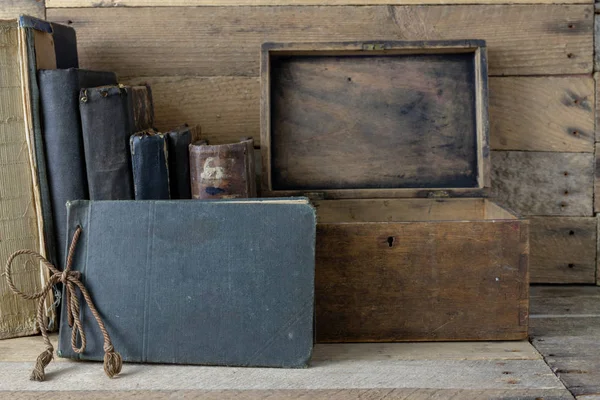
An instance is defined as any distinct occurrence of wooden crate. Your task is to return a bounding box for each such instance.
[260,40,529,342]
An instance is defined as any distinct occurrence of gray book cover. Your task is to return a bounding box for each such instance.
[58,198,316,368]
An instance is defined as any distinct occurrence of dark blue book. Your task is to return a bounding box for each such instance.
[58,198,316,367]
[79,85,135,200]
[130,130,170,200]
[165,125,192,199]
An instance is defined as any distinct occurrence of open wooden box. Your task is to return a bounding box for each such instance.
[260,41,529,342]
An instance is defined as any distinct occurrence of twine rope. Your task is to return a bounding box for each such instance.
[4,226,122,381]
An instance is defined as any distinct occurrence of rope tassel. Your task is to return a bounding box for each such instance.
[4,226,122,381]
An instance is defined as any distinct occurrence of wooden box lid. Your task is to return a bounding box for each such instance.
[260,40,490,199]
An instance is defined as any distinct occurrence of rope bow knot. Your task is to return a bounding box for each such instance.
[4,226,122,381]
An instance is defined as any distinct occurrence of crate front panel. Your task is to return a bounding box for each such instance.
[315,218,529,342]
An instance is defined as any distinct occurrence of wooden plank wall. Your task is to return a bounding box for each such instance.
[3,0,599,284]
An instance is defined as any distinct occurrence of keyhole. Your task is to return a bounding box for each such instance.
[387,236,394,247]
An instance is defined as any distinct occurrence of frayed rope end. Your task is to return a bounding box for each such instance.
[103,349,122,378]
[30,349,54,382]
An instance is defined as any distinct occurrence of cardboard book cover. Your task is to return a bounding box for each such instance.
[0,16,77,339]
[58,198,316,367]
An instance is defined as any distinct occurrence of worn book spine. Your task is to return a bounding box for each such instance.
[128,84,154,132]
[241,137,257,198]
[189,138,257,199]
[0,17,77,339]
[38,69,117,266]
[20,17,80,269]
[130,131,170,200]
[165,125,192,199]
[80,85,135,200]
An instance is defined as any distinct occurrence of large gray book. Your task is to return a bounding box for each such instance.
[58,198,316,368]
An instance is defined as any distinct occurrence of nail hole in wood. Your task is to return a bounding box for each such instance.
[568,263,575,269]
[564,172,569,176]
[572,131,579,136]
[568,24,574,29]
[569,230,575,236]
[560,202,567,208]
[67,20,73,25]
[574,99,579,105]
[564,190,569,195]
[347,77,352,82]
[387,236,394,247]
[567,53,574,59]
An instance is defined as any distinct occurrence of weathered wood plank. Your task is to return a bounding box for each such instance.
[530,286,600,316]
[0,359,564,391]
[595,16,600,72]
[529,286,600,398]
[490,76,594,152]
[0,389,577,400]
[595,143,600,214]
[0,1,44,19]
[491,151,594,216]
[46,0,592,6]
[122,76,259,146]
[0,334,540,362]
[529,217,596,284]
[128,76,593,149]
[596,73,600,144]
[47,5,593,77]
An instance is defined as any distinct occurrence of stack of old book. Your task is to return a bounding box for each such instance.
[0,16,262,337]
[1,16,314,375]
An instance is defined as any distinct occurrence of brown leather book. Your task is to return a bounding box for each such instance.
[189,138,256,199]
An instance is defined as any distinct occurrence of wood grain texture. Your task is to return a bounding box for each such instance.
[46,5,593,77]
[529,217,596,284]
[0,0,44,19]
[598,214,600,285]
[46,0,592,5]
[121,76,260,146]
[595,16,600,73]
[315,218,528,342]
[491,151,594,216]
[490,76,594,152]
[0,359,564,392]
[0,332,570,397]
[125,76,592,150]
[530,286,600,398]
[315,198,487,222]
[0,389,576,400]
[596,73,600,143]
[267,48,483,193]
[0,334,540,362]
[595,144,600,214]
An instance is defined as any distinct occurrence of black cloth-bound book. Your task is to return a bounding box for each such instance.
[130,130,170,200]
[38,69,117,265]
[165,125,192,199]
[79,85,135,200]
